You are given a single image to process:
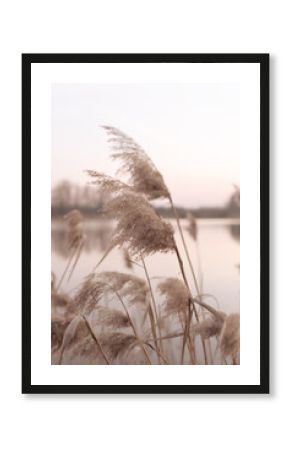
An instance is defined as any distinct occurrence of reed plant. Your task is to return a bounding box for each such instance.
[51,127,240,365]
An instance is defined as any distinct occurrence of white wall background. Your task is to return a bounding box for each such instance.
[0,1,285,449]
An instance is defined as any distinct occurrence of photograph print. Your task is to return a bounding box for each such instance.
[23,54,269,393]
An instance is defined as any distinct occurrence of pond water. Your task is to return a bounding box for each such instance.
[52,218,240,315]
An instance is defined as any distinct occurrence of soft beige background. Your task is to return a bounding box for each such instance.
[52,82,240,208]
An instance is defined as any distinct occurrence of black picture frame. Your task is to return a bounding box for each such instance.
[22,53,269,394]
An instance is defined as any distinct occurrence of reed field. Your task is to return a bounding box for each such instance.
[51,126,240,365]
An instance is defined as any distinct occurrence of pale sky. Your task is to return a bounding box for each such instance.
[52,83,240,208]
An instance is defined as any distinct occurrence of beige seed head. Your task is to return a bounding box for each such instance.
[220,313,240,358]
[95,306,130,329]
[102,125,170,200]
[74,271,149,313]
[100,332,138,360]
[74,273,105,315]
[98,271,149,306]
[106,190,175,257]
[194,316,225,339]
[86,170,130,194]
[158,277,189,316]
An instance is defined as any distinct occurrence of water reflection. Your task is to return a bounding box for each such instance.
[52,219,240,257]
[52,218,240,314]
[51,220,113,258]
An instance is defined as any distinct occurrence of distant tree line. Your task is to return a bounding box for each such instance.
[51,181,108,217]
[51,181,240,219]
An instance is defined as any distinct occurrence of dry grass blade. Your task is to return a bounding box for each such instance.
[140,256,163,364]
[58,316,88,364]
[94,242,115,270]
[80,315,110,364]
[56,209,85,290]
[191,297,226,321]
[144,342,169,364]
[64,209,85,251]
[56,249,75,291]
[158,276,198,364]
[67,240,84,281]
[58,314,111,365]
